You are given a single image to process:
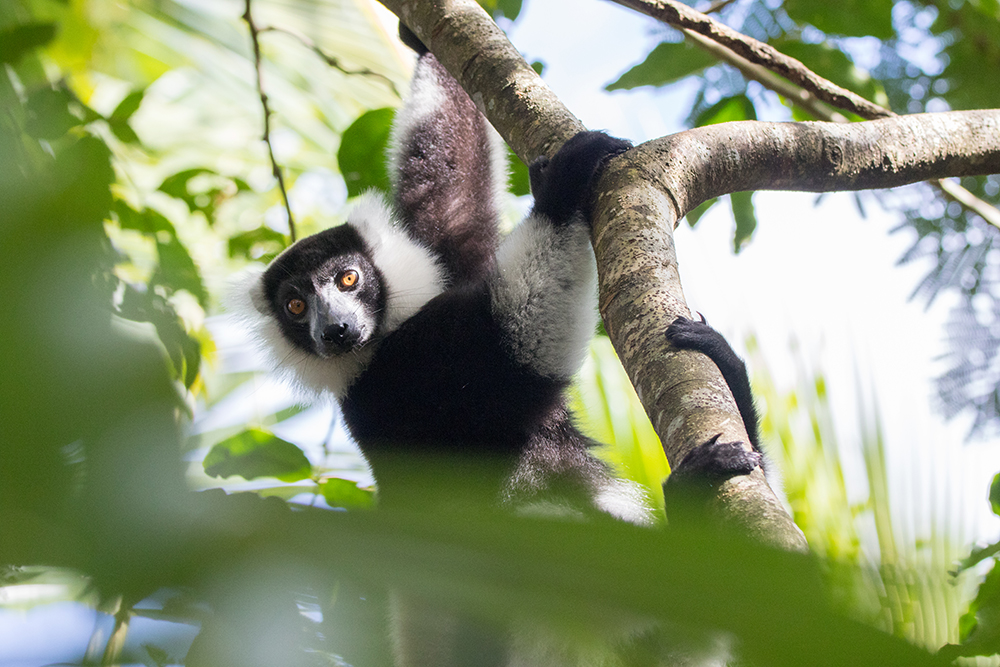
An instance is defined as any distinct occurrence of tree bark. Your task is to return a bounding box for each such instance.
[378,0,1000,551]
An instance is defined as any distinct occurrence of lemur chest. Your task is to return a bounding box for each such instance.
[339,285,568,456]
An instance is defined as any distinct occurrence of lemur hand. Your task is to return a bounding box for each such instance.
[529,131,631,225]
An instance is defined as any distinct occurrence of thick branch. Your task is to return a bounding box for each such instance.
[616,0,1000,231]
[647,111,1000,218]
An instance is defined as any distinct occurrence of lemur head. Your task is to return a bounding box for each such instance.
[233,193,447,398]
[259,224,386,358]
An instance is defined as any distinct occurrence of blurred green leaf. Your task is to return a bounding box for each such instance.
[321,478,376,510]
[606,41,715,91]
[477,0,522,20]
[204,429,312,483]
[113,201,175,235]
[0,23,57,65]
[157,168,216,215]
[109,89,146,124]
[776,40,886,106]
[338,107,394,198]
[152,235,208,306]
[228,226,288,261]
[118,286,200,388]
[695,95,756,126]
[507,146,530,197]
[731,191,757,253]
[685,197,718,228]
[990,472,1000,516]
[784,0,893,38]
[24,86,80,139]
[943,560,1000,657]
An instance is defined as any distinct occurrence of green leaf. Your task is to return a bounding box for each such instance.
[606,41,716,91]
[784,0,893,38]
[109,119,140,144]
[113,202,176,235]
[117,287,201,387]
[321,478,376,510]
[685,197,718,228]
[204,428,312,482]
[153,236,208,306]
[730,191,758,253]
[228,226,288,261]
[25,86,80,139]
[109,89,146,124]
[695,94,757,126]
[990,472,1000,516]
[338,107,394,198]
[495,0,522,21]
[157,168,216,213]
[0,23,57,65]
[507,146,530,197]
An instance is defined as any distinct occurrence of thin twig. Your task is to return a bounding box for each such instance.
[243,0,297,243]
[258,25,401,98]
[611,0,1000,231]
[703,0,737,14]
[609,0,892,119]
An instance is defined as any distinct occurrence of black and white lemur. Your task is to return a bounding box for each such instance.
[230,25,765,666]
[231,28,763,524]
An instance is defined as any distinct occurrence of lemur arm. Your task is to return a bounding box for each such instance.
[390,25,503,284]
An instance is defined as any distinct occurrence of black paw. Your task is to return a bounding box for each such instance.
[530,131,631,225]
[665,315,718,354]
[669,434,762,485]
[662,435,762,519]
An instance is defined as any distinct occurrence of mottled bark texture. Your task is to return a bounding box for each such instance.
[378,0,1000,551]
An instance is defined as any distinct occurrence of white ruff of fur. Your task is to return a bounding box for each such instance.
[227,193,445,400]
[491,212,598,380]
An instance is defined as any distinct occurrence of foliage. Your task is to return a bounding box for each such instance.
[2,0,1000,665]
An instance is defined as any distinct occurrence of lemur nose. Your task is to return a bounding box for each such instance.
[322,322,350,344]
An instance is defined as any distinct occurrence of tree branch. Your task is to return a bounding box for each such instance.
[377,0,1000,550]
[613,0,1000,230]
[607,0,892,120]
[243,0,297,243]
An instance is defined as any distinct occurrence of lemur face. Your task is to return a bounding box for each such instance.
[260,225,386,358]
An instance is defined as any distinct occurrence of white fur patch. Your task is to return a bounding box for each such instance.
[226,194,444,400]
[347,193,446,334]
[594,478,657,526]
[491,214,598,379]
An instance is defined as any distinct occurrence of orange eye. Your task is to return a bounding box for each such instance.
[338,269,359,290]
[287,298,306,316]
